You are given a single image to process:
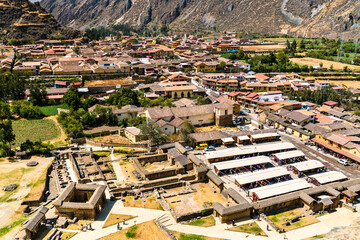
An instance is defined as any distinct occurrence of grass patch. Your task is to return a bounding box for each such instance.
[103,214,136,228]
[0,214,29,238]
[123,196,163,210]
[93,151,110,157]
[228,222,267,236]
[268,209,319,232]
[185,216,215,227]
[39,104,69,116]
[23,162,51,202]
[125,225,138,238]
[302,234,326,240]
[53,140,66,147]
[107,162,116,179]
[99,220,168,240]
[0,168,33,202]
[171,231,224,240]
[13,119,60,147]
[61,232,77,240]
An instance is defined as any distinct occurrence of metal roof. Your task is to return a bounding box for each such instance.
[205,142,296,160]
[273,150,305,161]
[234,167,289,186]
[310,171,348,185]
[212,156,271,171]
[249,179,312,200]
[290,160,324,172]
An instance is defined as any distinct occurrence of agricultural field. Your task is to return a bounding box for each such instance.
[84,78,134,87]
[290,57,360,71]
[12,119,60,147]
[328,80,360,89]
[39,104,69,116]
[241,44,286,52]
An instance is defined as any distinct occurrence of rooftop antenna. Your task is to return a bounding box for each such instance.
[337,32,345,62]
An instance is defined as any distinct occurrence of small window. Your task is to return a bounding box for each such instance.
[165,128,167,130]
[225,110,228,115]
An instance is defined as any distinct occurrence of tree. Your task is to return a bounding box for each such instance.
[63,86,82,110]
[291,40,297,54]
[29,84,47,106]
[300,39,306,49]
[11,100,43,119]
[0,120,15,155]
[139,122,168,146]
[180,121,195,145]
[286,40,291,50]
[83,95,98,109]
[106,87,140,108]
[276,51,288,65]
[217,61,226,70]
[160,25,169,36]
[0,102,11,120]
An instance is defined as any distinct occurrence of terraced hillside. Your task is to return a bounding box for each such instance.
[0,0,82,41]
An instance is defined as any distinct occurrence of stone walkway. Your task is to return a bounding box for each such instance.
[56,198,360,240]
[109,154,126,183]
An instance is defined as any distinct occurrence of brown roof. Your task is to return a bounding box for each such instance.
[189,131,229,142]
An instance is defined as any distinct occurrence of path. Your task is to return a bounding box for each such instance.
[50,191,360,240]
[45,116,67,144]
[70,200,166,240]
[110,154,126,183]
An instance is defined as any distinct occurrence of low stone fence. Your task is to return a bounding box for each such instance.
[155,218,177,240]
[71,137,148,148]
[176,208,214,223]
[260,213,280,232]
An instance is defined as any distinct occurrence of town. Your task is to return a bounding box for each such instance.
[1,32,360,240]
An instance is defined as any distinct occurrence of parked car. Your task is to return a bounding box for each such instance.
[245,108,251,113]
[196,143,208,150]
[239,111,245,115]
[204,146,216,151]
[337,159,349,166]
[210,142,220,147]
[185,146,194,151]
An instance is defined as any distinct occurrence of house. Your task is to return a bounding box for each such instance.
[194,61,218,72]
[124,127,143,143]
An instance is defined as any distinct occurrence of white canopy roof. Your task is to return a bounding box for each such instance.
[237,136,250,141]
[205,142,296,160]
[273,150,305,161]
[290,160,324,172]
[251,132,279,139]
[249,179,312,200]
[234,167,289,186]
[221,138,235,143]
[310,171,347,185]
[212,156,271,171]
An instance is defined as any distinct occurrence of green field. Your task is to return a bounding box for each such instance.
[39,104,69,116]
[12,119,60,147]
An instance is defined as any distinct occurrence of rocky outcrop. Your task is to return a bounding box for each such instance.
[40,0,360,39]
[0,0,82,42]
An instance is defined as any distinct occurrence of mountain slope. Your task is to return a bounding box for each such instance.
[40,0,360,39]
[0,0,82,41]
